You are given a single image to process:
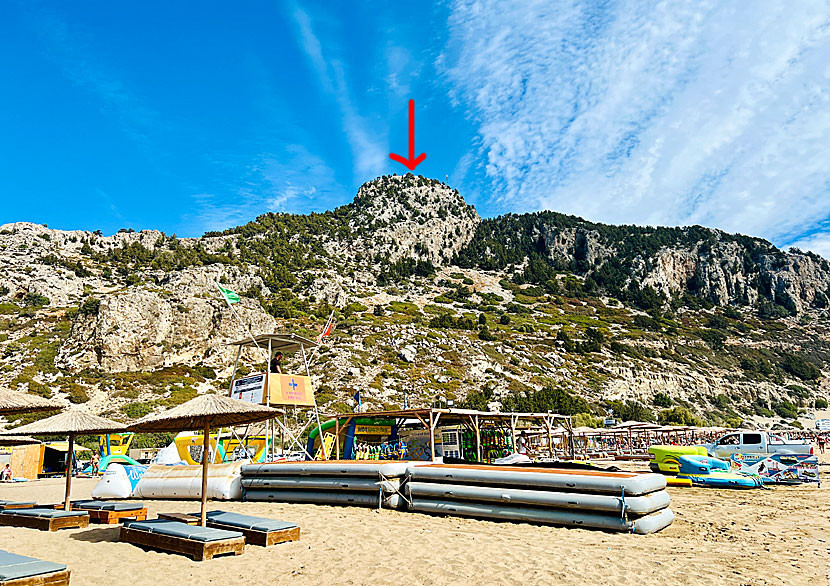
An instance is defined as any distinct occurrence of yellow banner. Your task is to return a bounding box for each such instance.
[355,425,392,435]
[267,373,315,407]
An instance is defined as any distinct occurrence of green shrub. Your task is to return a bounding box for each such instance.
[653,392,672,407]
[78,297,100,315]
[121,402,154,419]
[697,328,727,351]
[478,327,497,341]
[712,394,730,409]
[658,406,703,426]
[772,401,798,419]
[780,353,821,381]
[815,398,828,409]
[23,292,50,307]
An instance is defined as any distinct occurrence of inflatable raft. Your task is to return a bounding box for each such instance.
[648,445,708,474]
[406,464,673,534]
[408,464,667,495]
[241,461,410,509]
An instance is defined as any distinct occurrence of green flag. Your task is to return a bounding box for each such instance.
[217,285,240,304]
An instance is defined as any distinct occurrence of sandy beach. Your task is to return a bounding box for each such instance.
[1,455,828,586]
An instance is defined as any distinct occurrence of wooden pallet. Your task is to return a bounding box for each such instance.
[207,522,300,547]
[0,513,88,532]
[0,503,35,510]
[119,526,245,561]
[2,569,70,586]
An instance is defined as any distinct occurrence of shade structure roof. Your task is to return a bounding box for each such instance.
[129,393,282,432]
[227,333,318,354]
[0,388,62,415]
[0,408,126,436]
[0,435,41,446]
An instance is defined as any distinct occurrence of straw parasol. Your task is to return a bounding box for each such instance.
[129,394,281,526]
[0,408,125,509]
[0,435,41,446]
[0,388,62,415]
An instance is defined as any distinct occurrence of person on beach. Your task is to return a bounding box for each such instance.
[0,463,12,482]
[269,351,283,374]
[91,452,100,476]
[818,434,826,454]
[516,431,531,456]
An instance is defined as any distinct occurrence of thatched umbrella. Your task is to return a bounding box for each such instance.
[0,435,41,446]
[0,388,62,415]
[0,409,125,509]
[129,394,281,526]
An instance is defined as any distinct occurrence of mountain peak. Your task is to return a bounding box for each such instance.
[344,174,480,265]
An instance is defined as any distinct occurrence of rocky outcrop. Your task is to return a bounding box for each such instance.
[340,174,480,264]
[57,269,275,373]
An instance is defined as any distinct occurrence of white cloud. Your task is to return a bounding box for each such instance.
[441,0,830,249]
[289,4,387,180]
[788,232,830,258]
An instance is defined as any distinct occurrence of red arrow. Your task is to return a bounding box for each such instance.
[389,99,426,171]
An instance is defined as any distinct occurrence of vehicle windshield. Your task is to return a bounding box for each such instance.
[719,434,739,445]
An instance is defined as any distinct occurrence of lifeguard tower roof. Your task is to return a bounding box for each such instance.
[227,333,318,354]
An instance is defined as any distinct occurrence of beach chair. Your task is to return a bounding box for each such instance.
[119,519,245,561]
[0,509,89,532]
[0,501,36,511]
[198,511,300,547]
[65,501,147,524]
[0,550,70,586]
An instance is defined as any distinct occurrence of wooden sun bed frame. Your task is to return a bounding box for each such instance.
[1,569,71,586]
[157,513,300,547]
[0,503,35,511]
[48,504,147,525]
[119,526,245,561]
[205,520,299,547]
[0,513,88,532]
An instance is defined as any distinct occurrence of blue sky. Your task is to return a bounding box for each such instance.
[2,2,830,256]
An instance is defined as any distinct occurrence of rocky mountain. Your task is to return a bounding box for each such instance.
[1,173,828,429]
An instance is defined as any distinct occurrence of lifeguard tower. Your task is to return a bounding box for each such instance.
[226,332,327,460]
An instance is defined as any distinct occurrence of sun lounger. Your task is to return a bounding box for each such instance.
[0,502,36,511]
[0,509,88,532]
[120,519,245,561]
[0,550,70,586]
[194,511,299,547]
[66,501,147,524]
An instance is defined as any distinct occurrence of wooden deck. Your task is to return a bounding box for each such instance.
[119,526,245,561]
[0,513,88,532]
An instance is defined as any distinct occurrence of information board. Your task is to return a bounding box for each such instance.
[267,373,315,406]
[230,374,266,404]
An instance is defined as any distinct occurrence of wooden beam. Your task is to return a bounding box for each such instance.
[63,433,73,511]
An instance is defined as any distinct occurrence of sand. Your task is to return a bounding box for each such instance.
[1,454,828,586]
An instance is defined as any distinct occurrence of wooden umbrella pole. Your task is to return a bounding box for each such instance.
[201,418,210,527]
[64,433,74,511]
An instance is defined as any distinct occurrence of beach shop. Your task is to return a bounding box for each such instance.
[306,408,575,462]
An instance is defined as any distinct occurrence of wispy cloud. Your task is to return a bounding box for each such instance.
[183,144,341,235]
[289,4,387,180]
[441,0,830,249]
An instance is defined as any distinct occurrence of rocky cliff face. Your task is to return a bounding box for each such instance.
[57,267,274,373]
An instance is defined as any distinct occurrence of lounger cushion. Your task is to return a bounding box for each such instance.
[0,501,36,509]
[0,550,66,581]
[74,500,144,512]
[199,510,297,533]
[122,519,242,542]
[4,508,88,519]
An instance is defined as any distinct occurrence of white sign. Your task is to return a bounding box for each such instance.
[230,374,266,404]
